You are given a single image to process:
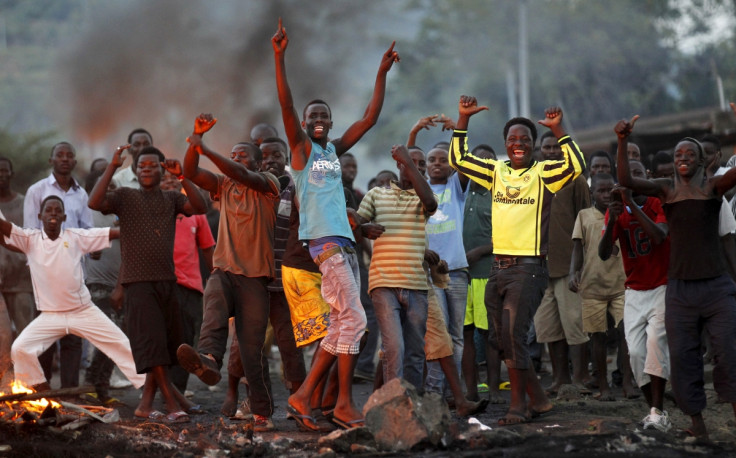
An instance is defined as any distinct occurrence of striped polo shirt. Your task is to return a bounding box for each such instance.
[357,182,436,293]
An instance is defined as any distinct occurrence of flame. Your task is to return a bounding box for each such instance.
[0,381,61,413]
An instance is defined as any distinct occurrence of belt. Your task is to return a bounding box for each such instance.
[493,255,545,269]
[314,245,356,266]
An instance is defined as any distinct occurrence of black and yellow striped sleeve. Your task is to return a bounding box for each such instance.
[449,130,495,190]
[540,135,586,193]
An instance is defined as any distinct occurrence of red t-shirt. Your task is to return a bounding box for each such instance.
[174,214,215,293]
[607,197,670,290]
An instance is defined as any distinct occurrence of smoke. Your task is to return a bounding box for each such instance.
[51,0,401,176]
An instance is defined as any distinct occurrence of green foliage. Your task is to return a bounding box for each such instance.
[0,128,56,193]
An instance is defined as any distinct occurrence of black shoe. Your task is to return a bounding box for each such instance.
[176,344,221,385]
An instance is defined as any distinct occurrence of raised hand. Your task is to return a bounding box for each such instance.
[193,113,217,135]
[614,115,639,139]
[162,158,183,177]
[378,41,400,73]
[391,144,412,165]
[538,106,563,129]
[458,95,489,118]
[412,115,440,132]
[437,113,456,131]
[272,18,289,54]
[111,144,131,168]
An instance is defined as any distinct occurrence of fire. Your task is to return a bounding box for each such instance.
[1,381,61,413]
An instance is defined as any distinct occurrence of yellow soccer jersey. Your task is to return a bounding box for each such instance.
[449,130,585,256]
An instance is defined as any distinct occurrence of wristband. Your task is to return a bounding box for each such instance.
[177,175,185,181]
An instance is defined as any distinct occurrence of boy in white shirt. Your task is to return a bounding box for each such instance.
[1,195,144,392]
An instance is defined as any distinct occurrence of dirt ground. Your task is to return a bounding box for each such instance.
[2,346,736,457]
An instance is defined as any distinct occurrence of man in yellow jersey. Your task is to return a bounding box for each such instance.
[448,95,585,426]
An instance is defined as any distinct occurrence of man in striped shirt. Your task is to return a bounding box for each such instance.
[356,144,437,389]
[448,95,585,426]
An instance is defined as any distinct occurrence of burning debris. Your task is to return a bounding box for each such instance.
[0,381,119,429]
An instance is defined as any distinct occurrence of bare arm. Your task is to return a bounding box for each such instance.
[466,243,493,265]
[407,114,440,147]
[162,159,208,216]
[109,227,120,240]
[183,114,220,194]
[615,116,665,198]
[272,18,311,171]
[332,42,400,156]
[392,144,437,214]
[620,188,668,245]
[89,145,129,211]
[201,245,214,273]
[713,167,736,197]
[599,204,620,261]
[569,239,583,292]
[196,141,276,195]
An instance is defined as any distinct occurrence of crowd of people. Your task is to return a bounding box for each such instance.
[1,20,736,440]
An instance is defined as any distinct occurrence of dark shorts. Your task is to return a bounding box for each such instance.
[666,274,736,415]
[124,281,183,373]
[485,262,548,370]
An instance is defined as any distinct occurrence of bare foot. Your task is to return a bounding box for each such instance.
[456,398,489,417]
[528,399,554,417]
[594,390,616,402]
[545,382,561,396]
[498,410,530,426]
[622,385,641,399]
[221,395,237,417]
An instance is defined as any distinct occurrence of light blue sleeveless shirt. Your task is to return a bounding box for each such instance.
[292,141,355,242]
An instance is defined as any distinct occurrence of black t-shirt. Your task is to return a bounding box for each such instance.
[102,187,187,284]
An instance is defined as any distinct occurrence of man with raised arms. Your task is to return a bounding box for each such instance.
[272,18,398,430]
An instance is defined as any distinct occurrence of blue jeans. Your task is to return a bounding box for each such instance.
[426,269,468,393]
[318,249,366,355]
[371,287,428,390]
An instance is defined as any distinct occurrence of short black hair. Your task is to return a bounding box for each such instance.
[376,170,398,181]
[650,150,673,171]
[50,141,75,158]
[503,117,537,146]
[261,137,287,150]
[589,150,614,173]
[233,142,263,162]
[260,137,288,163]
[699,134,720,150]
[0,156,12,173]
[40,195,64,213]
[340,152,355,159]
[540,130,556,143]
[432,141,450,150]
[133,146,165,168]
[471,144,496,159]
[303,99,332,120]
[590,172,614,189]
[127,128,153,145]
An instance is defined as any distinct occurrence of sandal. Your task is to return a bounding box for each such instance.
[166,410,190,424]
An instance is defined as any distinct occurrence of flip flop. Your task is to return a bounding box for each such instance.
[330,416,365,430]
[287,403,320,432]
[135,410,165,421]
[166,410,190,424]
[187,404,206,415]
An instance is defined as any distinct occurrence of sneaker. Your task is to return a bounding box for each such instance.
[477,383,490,393]
[642,407,672,432]
[254,414,274,432]
[176,344,221,386]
